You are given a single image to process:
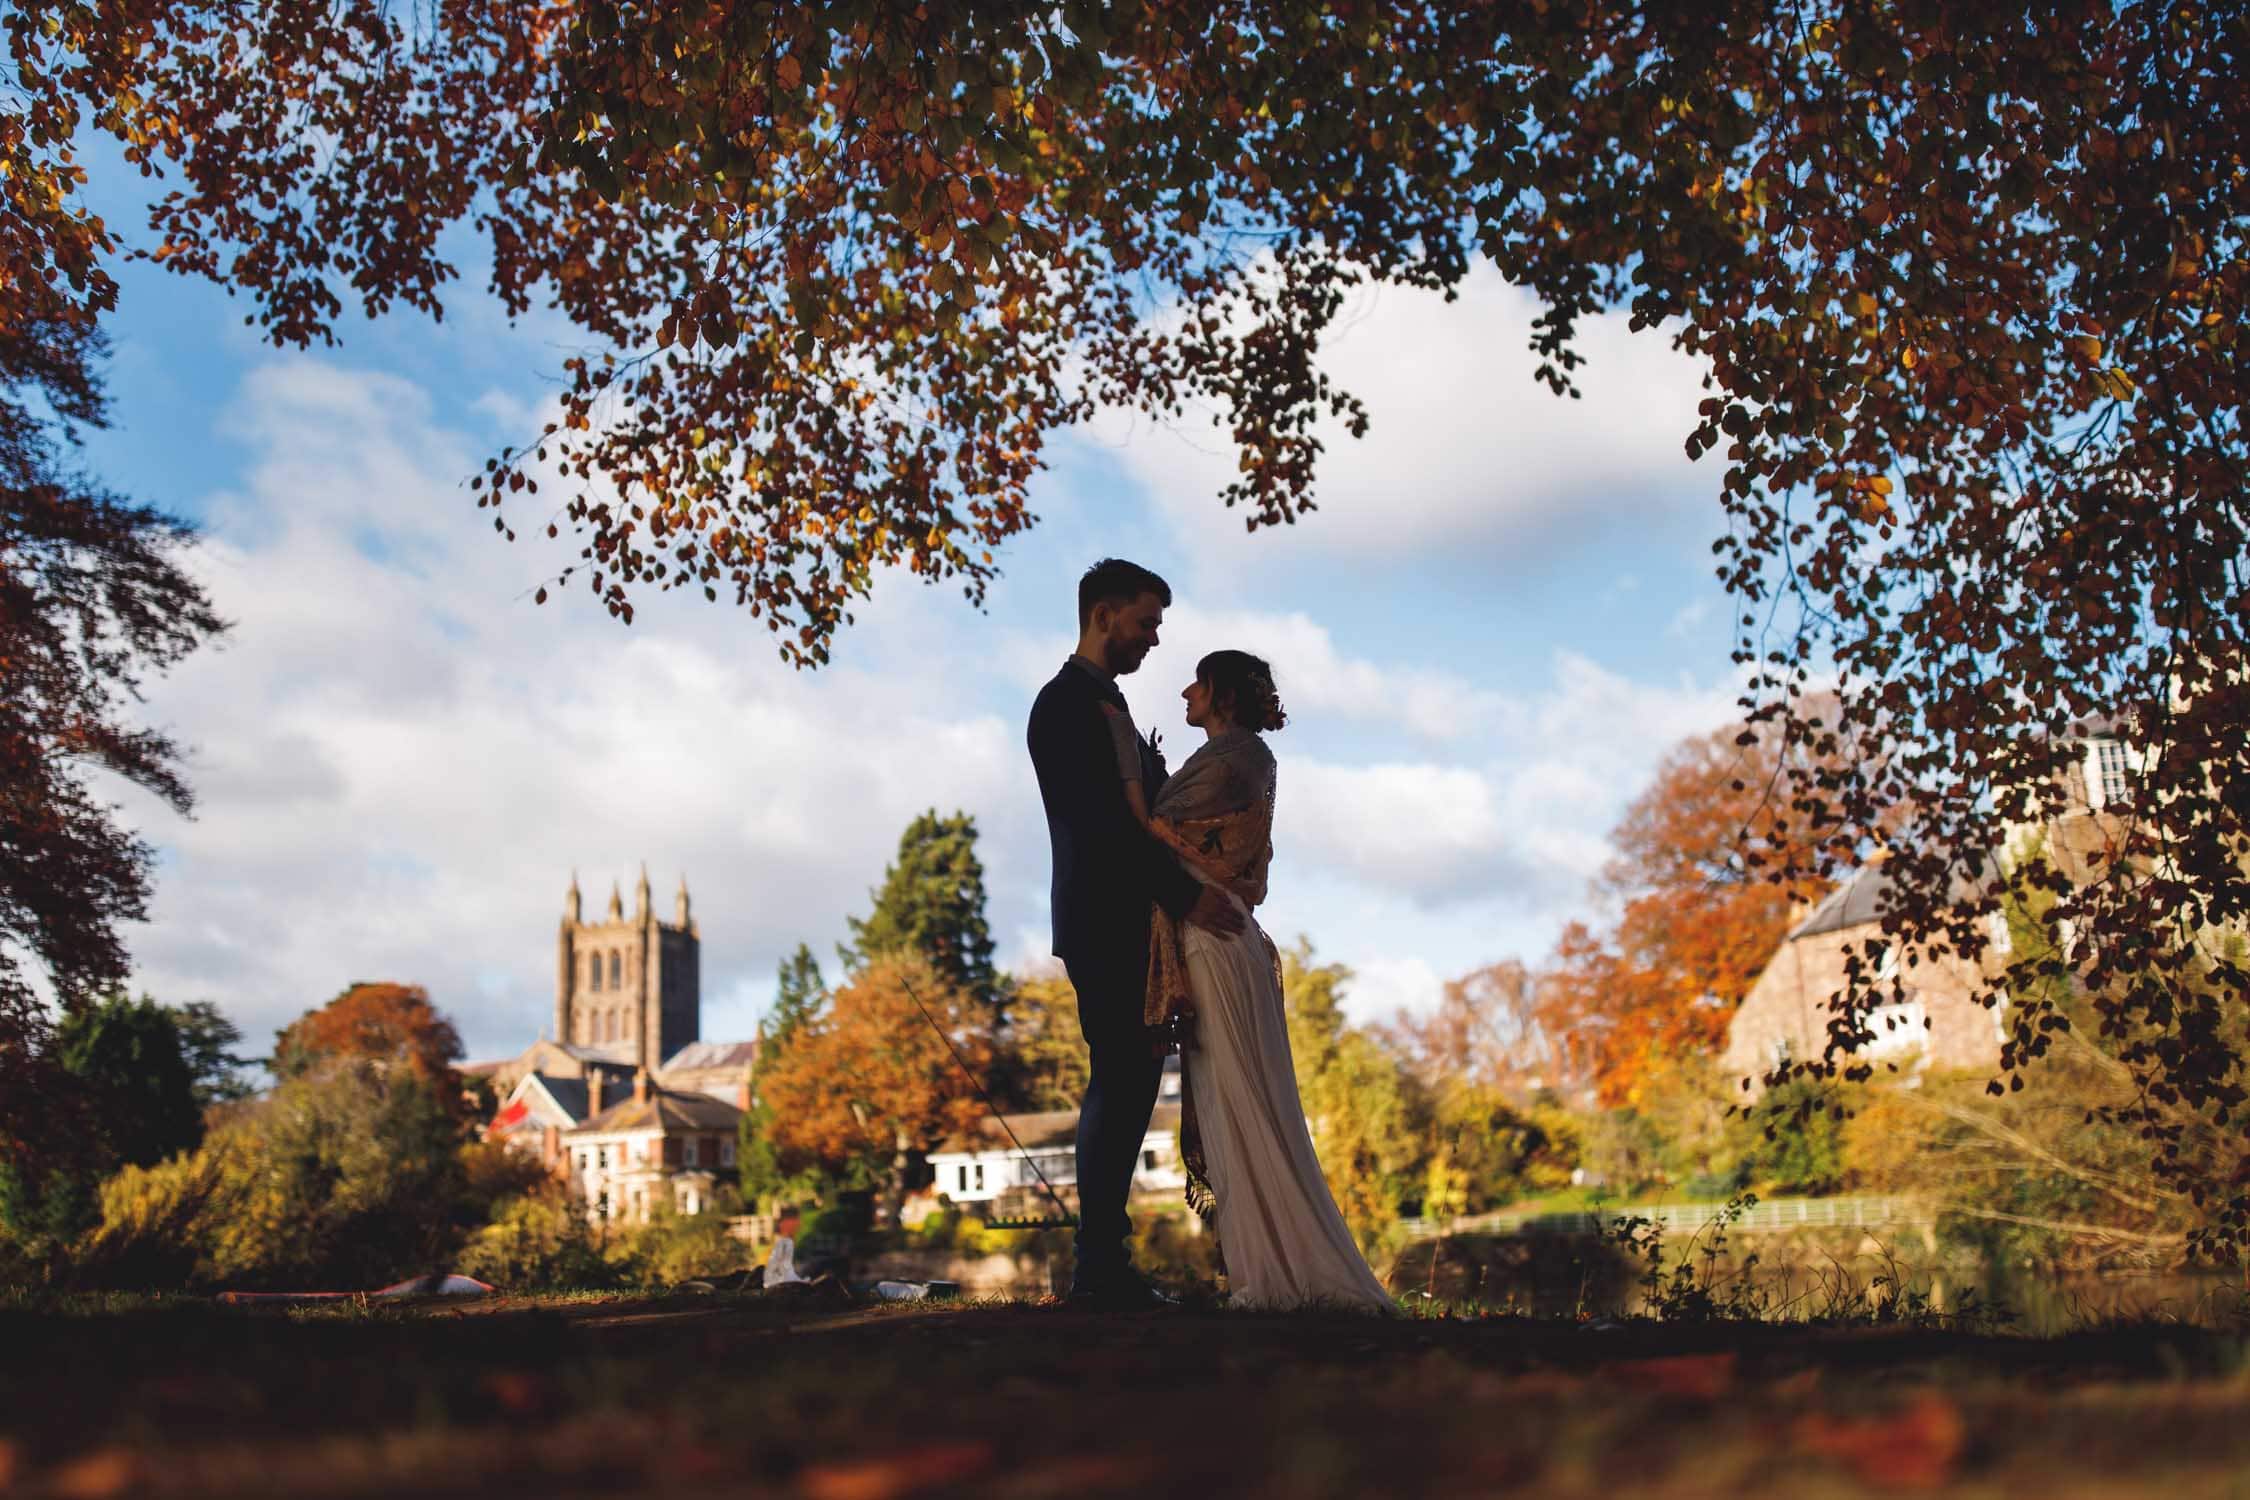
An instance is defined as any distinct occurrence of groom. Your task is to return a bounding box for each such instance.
[1027,558,1245,1308]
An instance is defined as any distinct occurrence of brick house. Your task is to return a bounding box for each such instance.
[1721,859,2008,1094]
[562,1070,744,1224]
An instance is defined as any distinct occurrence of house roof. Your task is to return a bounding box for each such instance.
[1789,858,1991,941]
[567,1084,744,1137]
[558,1041,637,1065]
[934,1101,1181,1156]
[660,1039,760,1073]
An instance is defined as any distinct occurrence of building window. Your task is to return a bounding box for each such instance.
[1987,910,2013,957]
[1143,1150,1158,1171]
[596,1146,608,1169]
[2088,737,2131,809]
[609,951,623,989]
[957,1165,969,1193]
[587,953,600,992]
[720,1137,735,1168]
[682,1137,700,1167]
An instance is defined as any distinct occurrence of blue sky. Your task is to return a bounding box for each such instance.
[77,181,1753,1062]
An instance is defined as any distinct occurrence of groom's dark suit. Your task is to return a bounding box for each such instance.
[1027,657,1203,1290]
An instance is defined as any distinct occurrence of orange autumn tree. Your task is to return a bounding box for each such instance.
[1540,726,1836,1107]
[271,983,465,1090]
[757,956,991,1223]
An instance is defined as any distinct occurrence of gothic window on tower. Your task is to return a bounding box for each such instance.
[609,951,623,989]
[587,953,600,992]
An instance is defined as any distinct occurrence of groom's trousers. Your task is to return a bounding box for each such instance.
[1065,952,1165,1289]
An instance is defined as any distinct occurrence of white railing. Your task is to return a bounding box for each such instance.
[1397,1195,1927,1241]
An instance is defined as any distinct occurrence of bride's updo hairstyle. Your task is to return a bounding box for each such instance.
[1199,650,1287,733]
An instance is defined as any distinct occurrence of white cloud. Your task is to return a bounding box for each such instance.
[1099,263,1712,568]
[1111,603,1506,745]
[1338,955,1445,1028]
[115,339,1748,1055]
[124,359,1032,1058]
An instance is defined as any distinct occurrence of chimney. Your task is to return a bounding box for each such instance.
[587,1069,604,1117]
[633,1068,650,1107]
[736,1076,752,1111]
[543,1124,561,1167]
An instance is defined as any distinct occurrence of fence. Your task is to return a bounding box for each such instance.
[1397,1195,1928,1242]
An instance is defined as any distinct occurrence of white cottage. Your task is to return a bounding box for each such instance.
[928,1060,1189,1209]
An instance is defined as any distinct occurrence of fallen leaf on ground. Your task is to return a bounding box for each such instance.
[48,1449,142,1499]
[800,1440,996,1500]
[1601,1352,1739,1399]
[1796,1393,1966,1488]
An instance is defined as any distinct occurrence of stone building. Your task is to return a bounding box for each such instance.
[557,865,700,1069]
[1721,714,2168,1097]
[1720,860,2006,1095]
[564,1070,744,1224]
[472,869,757,1215]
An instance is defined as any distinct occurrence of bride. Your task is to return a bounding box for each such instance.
[1105,650,1394,1313]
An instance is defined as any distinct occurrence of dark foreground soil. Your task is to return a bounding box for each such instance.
[1,1292,2247,1498]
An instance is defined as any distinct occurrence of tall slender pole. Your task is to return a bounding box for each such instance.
[898,972,1077,1228]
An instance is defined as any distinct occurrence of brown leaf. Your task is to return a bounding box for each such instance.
[798,1440,995,1500]
[1796,1393,1967,1488]
[1601,1352,1738,1400]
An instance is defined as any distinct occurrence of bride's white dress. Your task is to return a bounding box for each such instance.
[1142,727,1393,1313]
[1182,914,1395,1311]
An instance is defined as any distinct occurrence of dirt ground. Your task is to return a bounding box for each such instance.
[2,1292,2248,1498]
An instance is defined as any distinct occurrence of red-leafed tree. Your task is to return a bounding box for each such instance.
[272,983,465,1092]
[1537,725,1835,1107]
[756,957,991,1223]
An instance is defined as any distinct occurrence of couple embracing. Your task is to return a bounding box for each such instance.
[1028,558,1393,1313]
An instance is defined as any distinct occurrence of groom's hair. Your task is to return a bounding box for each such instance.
[1077,558,1171,630]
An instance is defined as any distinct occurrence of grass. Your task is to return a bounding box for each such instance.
[2,1289,2249,1498]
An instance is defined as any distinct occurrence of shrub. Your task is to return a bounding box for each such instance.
[457,1189,621,1291]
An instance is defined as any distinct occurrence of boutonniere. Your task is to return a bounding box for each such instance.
[1145,727,1167,773]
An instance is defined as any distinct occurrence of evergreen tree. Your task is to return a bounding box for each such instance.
[769,943,828,1049]
[0,993,213,1252]
[842,810,1000,1014]
[738,944,830,1210]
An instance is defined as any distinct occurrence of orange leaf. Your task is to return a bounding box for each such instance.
[1796,1394,1966,1489]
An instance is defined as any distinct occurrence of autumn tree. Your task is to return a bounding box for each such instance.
[999,966,1090,1114]
[738,943,829,1209]
[81,1058,472,1290]
[755,956,991,1224]
[1535,724,1838,1106]
[1279,942,1425,1247]
[842,810,1001,1015]
[271,983,466,1105]
[1384,963,1579,1217]
[14,3,2246,1235]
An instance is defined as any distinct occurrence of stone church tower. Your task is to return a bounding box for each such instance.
[555,866,700,1070]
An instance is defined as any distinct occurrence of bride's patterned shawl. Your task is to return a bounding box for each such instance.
[1143,728,1280,1031]
[1140,728,1281,1226]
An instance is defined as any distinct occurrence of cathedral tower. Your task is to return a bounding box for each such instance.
[555,865,701,1070]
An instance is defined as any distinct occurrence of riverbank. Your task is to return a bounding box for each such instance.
[2,1292,2248,1497]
